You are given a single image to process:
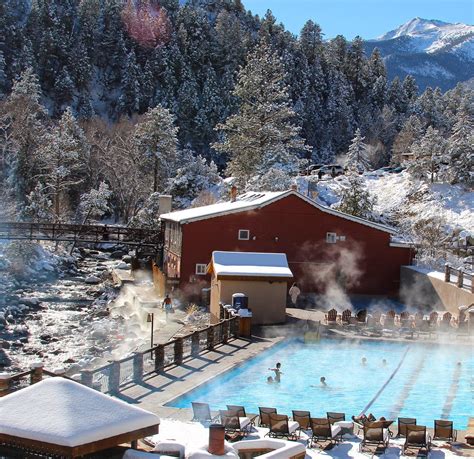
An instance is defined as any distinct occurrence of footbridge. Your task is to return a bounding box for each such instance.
[0,221,163,256]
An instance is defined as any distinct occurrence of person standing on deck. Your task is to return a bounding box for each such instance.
[289,283,301,307]
[162,294,172,322]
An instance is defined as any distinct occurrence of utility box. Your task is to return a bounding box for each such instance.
[232,293,248,310]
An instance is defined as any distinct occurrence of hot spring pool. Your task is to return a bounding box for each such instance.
[167,338,473,430]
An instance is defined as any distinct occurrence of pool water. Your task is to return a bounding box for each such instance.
[168,338,473,430]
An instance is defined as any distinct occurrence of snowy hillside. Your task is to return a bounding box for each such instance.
[365,18,474,91]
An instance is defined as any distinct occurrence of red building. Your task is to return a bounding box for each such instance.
[158,190,413,298]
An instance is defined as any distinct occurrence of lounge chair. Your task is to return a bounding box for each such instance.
[400,311,410,327]
[397,417,416,438]
[433,420,457,443]
[191,402,219,423]
[429,311,439,327]
[292,410,311,433]
[219,409,252,436]
[227,405,258,426]
[259,407,277,427]
[267,413,300,440]
[308,417,342,448]
[415,312,424,328]
[326,308,338,324]
[342,309,352,325]
[359,421,391,453]
[441,312,452,331]
[384,310,396,328]
[403,425,431,457]
[327,412,345,424]
[327,412,353,435]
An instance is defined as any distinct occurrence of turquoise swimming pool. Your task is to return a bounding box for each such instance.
[167,338,473,430]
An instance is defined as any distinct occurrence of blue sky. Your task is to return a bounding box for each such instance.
[243,0,474,39]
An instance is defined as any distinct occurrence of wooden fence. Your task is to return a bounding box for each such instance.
[0,316,239,396]
[444,264,474,293]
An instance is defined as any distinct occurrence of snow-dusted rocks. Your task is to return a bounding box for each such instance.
[84,275,101,284]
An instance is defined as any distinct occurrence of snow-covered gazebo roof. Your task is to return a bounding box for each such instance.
[0,378,159,457]
[209,251,294,280]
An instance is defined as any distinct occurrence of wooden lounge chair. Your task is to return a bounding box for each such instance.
[342,309,352,325]
[308,417,342,448]
[429,311,439,327]
[403,425,431,457]
[259,407,277,427]
[219,409,252,436]
[191,402,219,423]
[397,417,417,437]
[266,413,300,441]
[400,311,410,327]
[227,405,258,426]
[441,312,452,331]
[326,308,338,324]
[415,312,424,328]
[359,421,391,453]
[327,412,345,424]
[292,410,311,433]
[433,420,457,443]
[384,310,396,328]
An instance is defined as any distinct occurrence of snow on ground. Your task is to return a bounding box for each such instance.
[147,419,465,459]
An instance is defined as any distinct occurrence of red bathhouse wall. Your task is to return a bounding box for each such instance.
[166,194,412,297]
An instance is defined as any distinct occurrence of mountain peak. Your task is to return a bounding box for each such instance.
[379,18,452,40]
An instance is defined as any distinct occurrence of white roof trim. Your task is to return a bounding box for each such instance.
[389,242,412,248]
[161,190,396,234]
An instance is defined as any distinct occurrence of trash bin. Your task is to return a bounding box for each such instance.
[238,308,252,337]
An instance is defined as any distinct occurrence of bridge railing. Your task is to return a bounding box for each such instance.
[0,316,240,397]
[444,264,474,293]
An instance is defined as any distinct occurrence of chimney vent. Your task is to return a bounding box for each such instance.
[290,184,297,191]
[230,185,237,202]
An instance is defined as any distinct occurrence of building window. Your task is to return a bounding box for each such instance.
[238,229,250,240]
[326,232,337,244]
[195,264,207,275]
[339,235,346,241]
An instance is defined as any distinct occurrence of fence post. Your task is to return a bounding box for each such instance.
[0,373,11,396]
[471,276,474,294]
[174,338,183,365]
[207,326,214,350]
[81,370,93,387]
[133,353,144,383]
[232,316,240,339]
[154,345,165,372]
[30,362,44,385]
[457,269,463,288]
[108,361,120,393]
[444,263,450,283]
[191,331,200,356]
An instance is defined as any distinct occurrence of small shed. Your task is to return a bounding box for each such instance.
[208,251,294,325]
[0,377,160,458]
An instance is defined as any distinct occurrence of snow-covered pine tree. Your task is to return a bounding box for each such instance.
[213,39,310,186]
[133,104,179,193]
[445,102,474,186]
[0,51,7,96]
[23,182,53,222]
[118,50,141,117]
[344,128,371,173]
[407,126,448,183]
[337,173,376,220]
[391,115,424,165]
[79,181,112,222]
[166,149,221,208]
[37,108,90,221]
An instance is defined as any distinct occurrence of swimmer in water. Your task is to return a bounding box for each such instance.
[457,362,462,366]
[267,376,274,384]
[382,359,387,366]
[320,376,327,386]
[362,357,367,365]
[268,363,283,383]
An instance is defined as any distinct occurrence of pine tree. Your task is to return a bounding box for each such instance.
[213,40,310,186]
[133,105,179,193]
[0,50,7,96]
[118,50,141,117]
[345,128,371,173]
[407,126,447,183]
[337,174,376,220]
[37,108,90,221]
[24,182,53,222]
[391,115,424,165]
[79,181,112,222]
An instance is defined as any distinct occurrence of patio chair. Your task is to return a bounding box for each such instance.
[327,412,353,435]
[397,417,417,438]
[429,311,439,327]
[266,413,300,441]
[259,407,277,427]
[326,308,338,324]
[191,402,219,423]
[403,425,431,457]
[227,405,258,426]
[342,309,352,324]
[359,421,391,453]
[441,312,453,330]
[292,410,311,433]
[327,412,345,424]
[400,311,410,327]
[384,310,396,328]
[433,420,457,443]
[415,312,424,328]
[308,417,342,448]
[219,409,252,436]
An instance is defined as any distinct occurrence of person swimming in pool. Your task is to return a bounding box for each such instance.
[268,363,282,382]
[267,376,274,384]
[382,359,387,366]
[320,376,327,386]
[362,357,367,365]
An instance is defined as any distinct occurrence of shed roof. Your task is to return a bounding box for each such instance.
[210,251,293,279]
[160,190,396,234]
[0,378,159,447]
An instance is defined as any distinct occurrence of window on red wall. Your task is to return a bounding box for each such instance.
[238,229,250,240]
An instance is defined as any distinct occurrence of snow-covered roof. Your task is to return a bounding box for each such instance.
[161,190,396,234]
[210,251,293,279]
[0,378,159,447]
